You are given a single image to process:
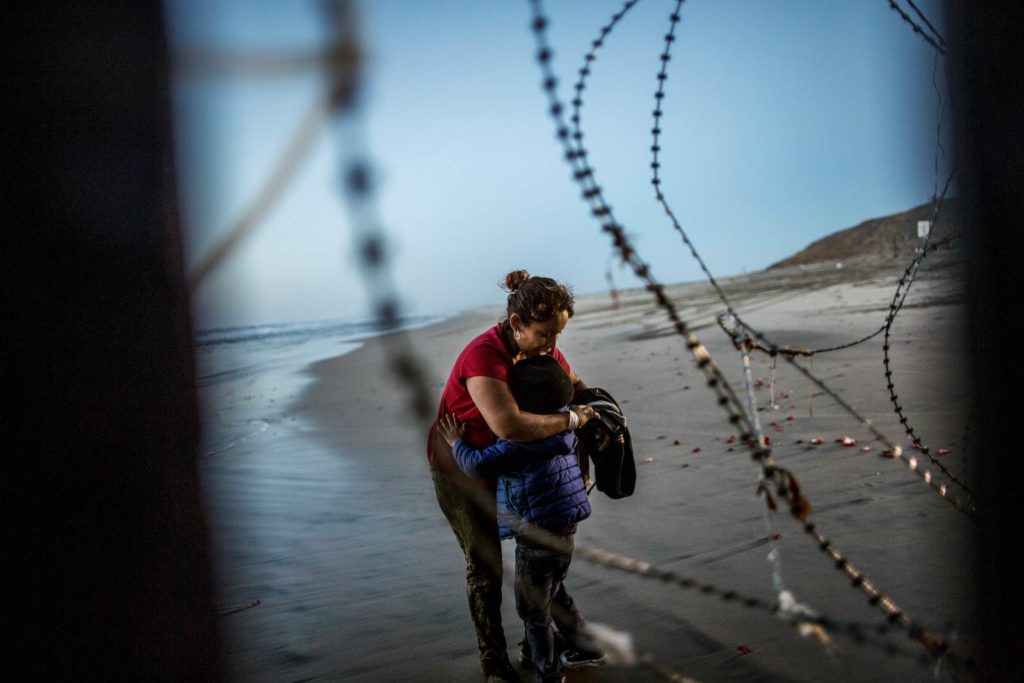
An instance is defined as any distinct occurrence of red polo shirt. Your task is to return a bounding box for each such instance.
[429,323,571,466]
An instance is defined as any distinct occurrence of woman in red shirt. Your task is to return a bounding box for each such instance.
[428,270,595,683]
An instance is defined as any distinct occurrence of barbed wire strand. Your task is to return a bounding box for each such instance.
[312,9,701,681]
[574,546,970,672]
[527,0,961,662]
[648,2,742,318]
[887,0,947,56]
[174,49,326,78]
[869,33,974,498]
[521,516,963,673]
[640,0,975,528]
[172,1,971,677]
[319,0,435,423]
[644,1,953,360]
[905,0,947,49]
[649,1,954,363]
[720,232,961,358]
[637,0,973,517]
[187,98,329,291]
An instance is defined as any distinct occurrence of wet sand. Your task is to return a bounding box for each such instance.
[198,249,974,682]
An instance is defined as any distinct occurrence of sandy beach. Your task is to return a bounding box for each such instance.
[197,248,973,682]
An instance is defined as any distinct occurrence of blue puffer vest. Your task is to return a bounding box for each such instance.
[453,431,591,539]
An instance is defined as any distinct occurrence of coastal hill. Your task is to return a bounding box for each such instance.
[768,198,960,269]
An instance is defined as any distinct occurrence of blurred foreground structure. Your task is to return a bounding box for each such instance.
[3,1,1022,679]
[948,2,1024,678]
[5,3,221,678]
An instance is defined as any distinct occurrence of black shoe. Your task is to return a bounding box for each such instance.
[559,648,607,670]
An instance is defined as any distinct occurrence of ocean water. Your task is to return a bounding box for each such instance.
[194,314,444,348]
[192,314,444,456]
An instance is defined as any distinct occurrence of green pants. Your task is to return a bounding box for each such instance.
[432,461,509,675]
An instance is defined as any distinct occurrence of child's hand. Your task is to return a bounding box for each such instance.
[437,413,465,446]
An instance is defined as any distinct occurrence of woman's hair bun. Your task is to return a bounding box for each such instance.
[503,269,531,292]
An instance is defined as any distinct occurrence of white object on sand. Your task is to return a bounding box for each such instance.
[583,622,637,666]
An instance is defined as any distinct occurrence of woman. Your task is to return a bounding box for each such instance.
[428,270,595,683]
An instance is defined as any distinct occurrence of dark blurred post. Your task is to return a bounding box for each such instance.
[948,1,1024,678]
[4,3,222,679]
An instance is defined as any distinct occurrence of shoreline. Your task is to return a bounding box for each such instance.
[202,252,973,682]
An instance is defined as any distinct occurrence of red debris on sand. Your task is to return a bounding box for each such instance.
[938,447,950,455]
[861,446,872,452]
[737,645,753,655]
[785,415,795,422]
[681,463,690,468]
[881,449,896,458]
[841,436,856,447]
[771,533,781,540]
[642,457,654,464]
[810,438,823,445]
[727,447,734,452]
[726,434,736,444]
[795,439,804,444]
[692,447,701,453]
[763,436,772,445]
[673,439,680,446]
[755,379,765,389]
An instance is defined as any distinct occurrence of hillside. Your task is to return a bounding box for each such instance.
[768,198,960,269]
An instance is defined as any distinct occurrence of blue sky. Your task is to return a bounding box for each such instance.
[167,0,950,329]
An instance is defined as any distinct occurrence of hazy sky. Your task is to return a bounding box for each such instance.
[167,0,950,330]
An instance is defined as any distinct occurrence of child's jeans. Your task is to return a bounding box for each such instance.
[514,532,585,683]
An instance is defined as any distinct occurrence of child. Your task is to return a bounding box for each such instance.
[437,354,605,683]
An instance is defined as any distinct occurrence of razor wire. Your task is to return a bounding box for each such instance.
[180,1,973,676]
[495,488,963,673]
[527,0,964,665]
[315,7,700,680]
[888,0,947,56]
[187,98,330,291]
[183,0,436,419]
[183,34,364,291]
[578,10,975,662]
[318,0,435,423]
[631,0,972,512]
[573,546,971,673]
[559,0,973,572]
[645,0,956,362]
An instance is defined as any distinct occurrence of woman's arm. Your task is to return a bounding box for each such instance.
[568,367,587,392]
[467,376,572,441]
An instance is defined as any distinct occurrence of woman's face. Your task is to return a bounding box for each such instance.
[512,310,570,357]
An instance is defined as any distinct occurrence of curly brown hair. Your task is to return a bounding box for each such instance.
[501,269,575,325]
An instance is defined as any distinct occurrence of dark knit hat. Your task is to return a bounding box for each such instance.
[510,354,574,414]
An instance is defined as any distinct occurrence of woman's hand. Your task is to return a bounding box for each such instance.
[437,413,465,446]
[567,404,598,429]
